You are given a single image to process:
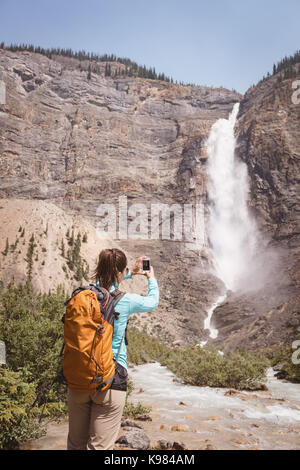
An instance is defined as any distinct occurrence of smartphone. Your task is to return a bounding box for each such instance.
[142,257,150,272]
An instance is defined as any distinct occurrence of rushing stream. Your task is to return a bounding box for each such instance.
[129,363,300,450]
[21,363,300,450]
[130,363,300,424]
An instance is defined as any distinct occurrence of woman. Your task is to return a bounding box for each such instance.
[67,248,159,450]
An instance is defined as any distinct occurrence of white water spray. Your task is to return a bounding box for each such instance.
[201,102,262,339]
[206,102,259,292]
[203,293,227,339]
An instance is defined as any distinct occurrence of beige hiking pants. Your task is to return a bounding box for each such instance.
[67,387,126,450]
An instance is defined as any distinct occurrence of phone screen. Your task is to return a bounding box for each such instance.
[142,258,150,271]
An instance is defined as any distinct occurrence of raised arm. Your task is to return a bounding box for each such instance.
[120,257,159,314]
[127,276,159,314]
[122,269,132,281]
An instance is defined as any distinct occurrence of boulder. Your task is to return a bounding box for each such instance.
[121,419,143,429]
[116,429,150,450]
[135,414,152,421]
[171,424,189,432]
[156,439,173,450]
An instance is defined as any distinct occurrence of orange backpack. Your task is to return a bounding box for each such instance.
[62,285,124,394]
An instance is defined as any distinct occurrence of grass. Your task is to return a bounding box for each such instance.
[123,376,150,419]
[127,327,270,391]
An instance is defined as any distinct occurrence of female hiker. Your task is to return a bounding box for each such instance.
[66,248,159,450]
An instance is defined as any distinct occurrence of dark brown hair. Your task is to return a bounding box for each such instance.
[92,248,127,290]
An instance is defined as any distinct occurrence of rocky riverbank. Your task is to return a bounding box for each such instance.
[21,363,300,451]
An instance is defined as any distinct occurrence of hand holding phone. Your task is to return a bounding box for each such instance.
[142,258,150,272]
[131,256,149,275]
[142,258,154,278]
[130,256,154,278]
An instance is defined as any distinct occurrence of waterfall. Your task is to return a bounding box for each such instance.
[203,293,227,339]
[205,102,259,292]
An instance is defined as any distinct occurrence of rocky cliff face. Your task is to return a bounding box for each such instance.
[0,49,240,345]
[0,49,239,214]
[0,49,298,351]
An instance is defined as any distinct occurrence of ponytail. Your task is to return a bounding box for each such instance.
[92,248,127,290]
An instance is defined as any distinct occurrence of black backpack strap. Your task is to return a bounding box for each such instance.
[110,289,125,320]
[110,288,125,304]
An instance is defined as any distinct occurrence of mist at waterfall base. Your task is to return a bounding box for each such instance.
[206,103,278,294]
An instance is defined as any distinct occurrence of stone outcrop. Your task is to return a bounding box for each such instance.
[0,48,299,350]
[0,49,240,217]
[116,428,150,450]
[0,49,239,346]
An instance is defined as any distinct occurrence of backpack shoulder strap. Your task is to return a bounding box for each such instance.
[109,289,125,319]
[110,289,125,305]
[110,289,129,345]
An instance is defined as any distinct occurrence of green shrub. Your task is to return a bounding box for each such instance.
[0,282,68,420]
[127,328,168,365]
[264,338,300,383]
[122,372,150,419]
[127,327,269,391]
[0,368,45,449]
[123,401,151,419]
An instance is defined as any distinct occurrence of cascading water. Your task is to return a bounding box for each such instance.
[206,102,258,291]
[203,293,227,339]
[203,102,259,338]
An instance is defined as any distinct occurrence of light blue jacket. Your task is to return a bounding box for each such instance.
[95,271,159,370]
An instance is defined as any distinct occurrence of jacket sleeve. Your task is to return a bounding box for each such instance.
[122,269,132,281]
[127,277,159,314]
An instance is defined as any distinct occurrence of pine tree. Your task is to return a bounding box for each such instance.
[2,238,9,256]
[60,239,65,257]
[0,41,180,85]
[105,63,111,77]
[25,234,36,281]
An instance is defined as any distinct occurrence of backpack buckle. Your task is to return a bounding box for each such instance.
[91,376,103,384]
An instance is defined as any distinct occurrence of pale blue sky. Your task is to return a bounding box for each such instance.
[0,0,299,93]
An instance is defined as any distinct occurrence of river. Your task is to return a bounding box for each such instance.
[21,362,300,450]
[128,362,300,450]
